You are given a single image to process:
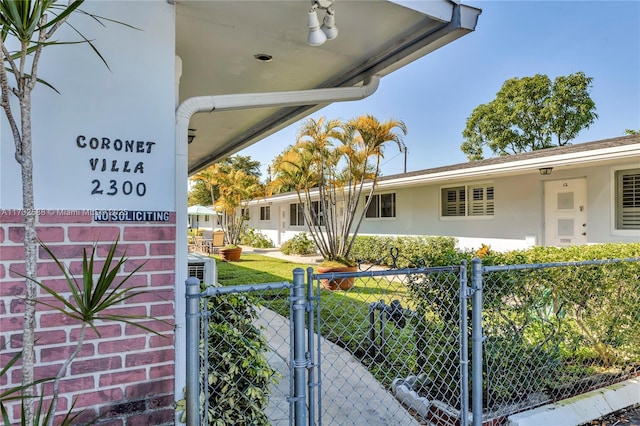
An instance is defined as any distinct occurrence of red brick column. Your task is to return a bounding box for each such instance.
[0,209,176,425]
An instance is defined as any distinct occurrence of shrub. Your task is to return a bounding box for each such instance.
[280,232,317,256]
[409,242,640,409]
[350,235,459,267]
[177,291,279,425]
[188,228,203,237]
[240,228,274,248]
[205,293,278,425]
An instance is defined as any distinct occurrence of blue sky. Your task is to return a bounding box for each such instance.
[239,1,640,178]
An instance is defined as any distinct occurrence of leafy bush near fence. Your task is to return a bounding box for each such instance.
[240,228,274,248]
[479,243,640,364]
[415,242,640,410]
[206,293,279,425]
[177,291,279,425]
[280,232,317,255]
[350,235,459,267]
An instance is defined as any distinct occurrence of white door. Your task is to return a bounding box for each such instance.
[544,177,588,246]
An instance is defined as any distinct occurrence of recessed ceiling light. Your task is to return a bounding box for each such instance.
[254,53,273,63]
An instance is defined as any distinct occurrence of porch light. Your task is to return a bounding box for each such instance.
[307,6,326,46]
[539,167,553,175]
[307,1,337,46]
[321,7,338,40]
[188,129,196,144]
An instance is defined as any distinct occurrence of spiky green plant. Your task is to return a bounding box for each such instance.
[25,239,169,426]
[0,350,86,426]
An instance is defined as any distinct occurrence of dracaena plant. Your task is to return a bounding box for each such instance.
[16,239,169,426]
[1,349,85,426]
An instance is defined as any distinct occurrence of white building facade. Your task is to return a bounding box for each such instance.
[245,136,640,252]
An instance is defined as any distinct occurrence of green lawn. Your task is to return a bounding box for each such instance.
[212,253,422,387]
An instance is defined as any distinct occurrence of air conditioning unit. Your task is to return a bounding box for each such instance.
[187,253,217,286]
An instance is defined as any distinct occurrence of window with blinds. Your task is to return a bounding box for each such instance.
[442,186,466,217]
[616,168,640,230]
[441,184,494,217]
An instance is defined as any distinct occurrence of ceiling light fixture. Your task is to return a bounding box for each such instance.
[307,1,337,46]
[321,7,338,40]
[539,167,553,175]
[307,4,326,46]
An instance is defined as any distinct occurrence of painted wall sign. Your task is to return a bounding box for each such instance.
[0,4,175,211]
[77,135,156,198]
[93,210,171,222]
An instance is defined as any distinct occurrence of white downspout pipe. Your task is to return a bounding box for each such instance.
[173,76,380,413]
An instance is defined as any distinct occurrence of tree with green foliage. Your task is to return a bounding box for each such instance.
[202,162,262,246]
[461,72,598,160]
[189,155,262,207]
[624,129,639,135]
[187,180,212,206]
[220,154,261,178]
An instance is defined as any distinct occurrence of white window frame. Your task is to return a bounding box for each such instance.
[365,193,396,219]
[440,182,494,220]
[289,202,305,227]
[260,206,271,221]
[311,200,325,226]
[611,166,640,236]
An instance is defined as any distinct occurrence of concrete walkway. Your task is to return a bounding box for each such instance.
[242,247,419,424]
[255,307,420,426]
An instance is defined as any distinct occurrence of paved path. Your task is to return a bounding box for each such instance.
[255,307,420,426]
[249,247,324,265]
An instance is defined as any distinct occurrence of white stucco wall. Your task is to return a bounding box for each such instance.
[247,160,640,252]
[0,1,176,211]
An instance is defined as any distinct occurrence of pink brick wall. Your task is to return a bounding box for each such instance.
[0,210,176,425]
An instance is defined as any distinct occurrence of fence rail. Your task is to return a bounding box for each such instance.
[184,256,640,426]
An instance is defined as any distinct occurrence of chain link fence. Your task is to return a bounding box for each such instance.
[310,265,467,425]
[183,256,639,426]
[480,258,640,422]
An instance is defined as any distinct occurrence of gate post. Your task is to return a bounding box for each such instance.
[185,277,201,426]
[459,260,469,426]
[292,268,308,425]
[470,258,484,426]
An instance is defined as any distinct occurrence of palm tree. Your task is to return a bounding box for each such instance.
[191,166,218,207]
[344,115,407,255]
[270,115,406,264]
[209,165,262,246]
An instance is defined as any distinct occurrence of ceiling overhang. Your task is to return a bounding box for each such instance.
[175,0,481,174]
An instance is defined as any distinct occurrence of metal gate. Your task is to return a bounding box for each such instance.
[307,263,471,426]
[184,269,317,426]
